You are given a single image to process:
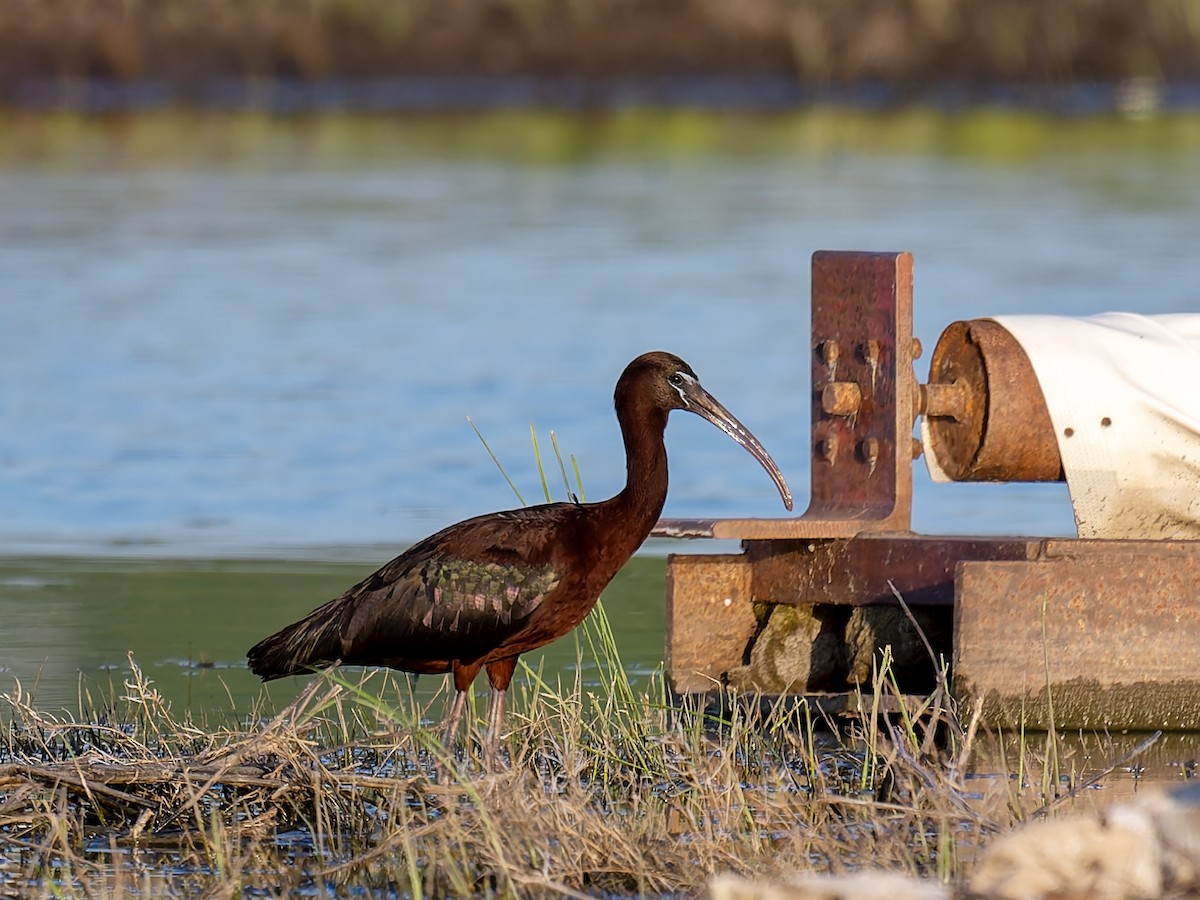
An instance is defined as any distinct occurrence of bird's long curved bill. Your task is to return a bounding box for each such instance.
[689,386,794,511]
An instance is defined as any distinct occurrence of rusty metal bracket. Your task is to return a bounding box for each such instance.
[655,250,916,540]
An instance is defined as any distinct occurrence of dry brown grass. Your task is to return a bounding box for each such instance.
[0,638,1155,898]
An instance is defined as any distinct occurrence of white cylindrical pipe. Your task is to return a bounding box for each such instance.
[987,313,1200,539]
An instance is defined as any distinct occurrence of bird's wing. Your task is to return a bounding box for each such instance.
[337,506,573,665]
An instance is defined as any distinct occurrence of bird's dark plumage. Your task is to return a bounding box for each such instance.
[248,507,570,678]
[247,351,792,758]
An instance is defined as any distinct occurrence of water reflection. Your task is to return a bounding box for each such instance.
[0,554,666,715]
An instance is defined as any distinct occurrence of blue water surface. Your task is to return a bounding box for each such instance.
[3,112,1199,557]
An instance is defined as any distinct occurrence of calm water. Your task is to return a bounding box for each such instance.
[2,109,1200,713]
[0,553,666,715]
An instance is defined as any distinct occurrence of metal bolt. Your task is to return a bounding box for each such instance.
[821,382,862,417]
[920,381,969,421]
[817,435,839,464]
[860,437,880,468]
[860,340,881,367]
[911,338,923,361]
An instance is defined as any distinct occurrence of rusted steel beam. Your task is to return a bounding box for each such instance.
[1041,538,1200,558]
[924,319,1064,482]
[954,544,1200,730]
[654,249,916,541]
[664,554,757,693]
[745,534,1038,607]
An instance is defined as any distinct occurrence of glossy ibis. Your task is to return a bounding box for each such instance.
[247,351,792,759]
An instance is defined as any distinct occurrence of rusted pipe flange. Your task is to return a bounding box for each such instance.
[923,319,1063,482]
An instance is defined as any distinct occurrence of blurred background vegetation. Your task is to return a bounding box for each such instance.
[1,0,1198,104]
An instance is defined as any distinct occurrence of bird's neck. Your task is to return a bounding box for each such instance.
[606,405,670,546]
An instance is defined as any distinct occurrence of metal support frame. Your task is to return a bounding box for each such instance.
[660,250,1200,730]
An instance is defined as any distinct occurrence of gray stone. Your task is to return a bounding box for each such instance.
[726,604,847,693]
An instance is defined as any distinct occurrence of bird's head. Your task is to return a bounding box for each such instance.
[615,351,794,511]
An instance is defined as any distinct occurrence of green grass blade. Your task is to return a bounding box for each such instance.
[550,430,578,503]
[467,415,525,506]
[530,423,552,503]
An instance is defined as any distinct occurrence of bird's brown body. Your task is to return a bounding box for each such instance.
[247,352,792,756]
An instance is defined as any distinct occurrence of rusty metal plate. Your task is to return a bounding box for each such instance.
[654,250,916,541]
[955,550,1200,730]
[799,250,914,534]
[745,534,1037,607]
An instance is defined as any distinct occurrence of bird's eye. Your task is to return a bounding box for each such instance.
[668,373,685,387]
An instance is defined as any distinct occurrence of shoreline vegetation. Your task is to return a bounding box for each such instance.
[4,108,1200,174]
[0,633,1170,897]
[2,0,1199,111]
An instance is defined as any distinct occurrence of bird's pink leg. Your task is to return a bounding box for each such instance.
[483,687,507,768]
[484,657,518,770]
[440,689,468,748]
[442,661,483,750]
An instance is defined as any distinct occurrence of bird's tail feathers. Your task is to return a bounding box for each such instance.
[247,596,353,681]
